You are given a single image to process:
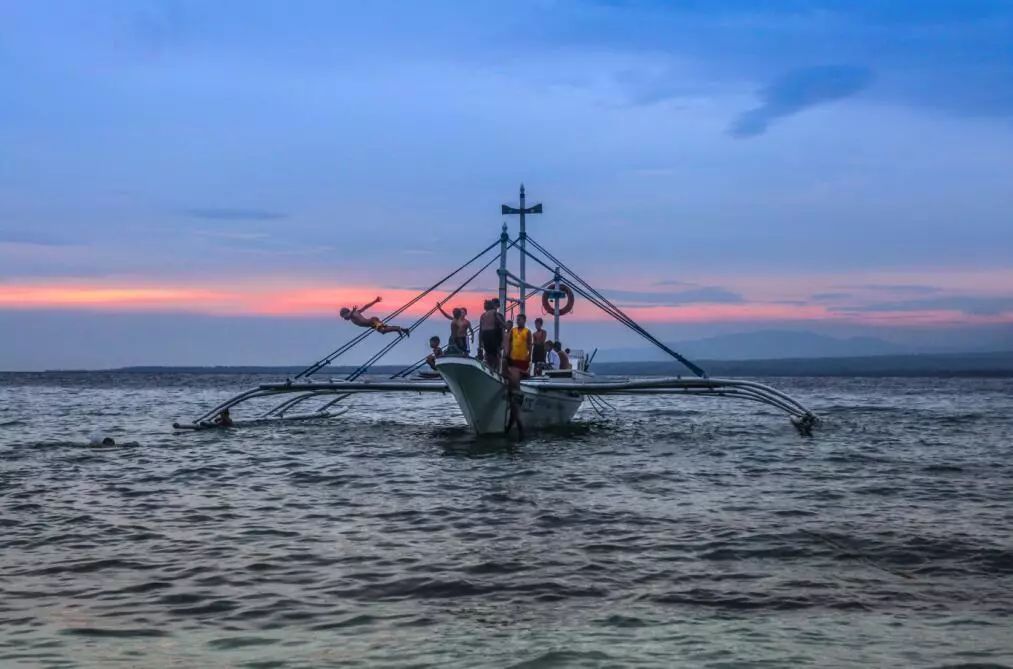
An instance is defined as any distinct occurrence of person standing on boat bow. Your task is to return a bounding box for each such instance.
[532,318,548,368]
[436,302,471,354]
[479,299,506,370]
[507,313,533,376]
[339,296,409,336]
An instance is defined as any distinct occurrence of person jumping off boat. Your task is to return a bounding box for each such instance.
[503,342,526,439]
[339,296,409,336]
[505,387,525,440]
[507,313,533,376]
[436,302,471,353]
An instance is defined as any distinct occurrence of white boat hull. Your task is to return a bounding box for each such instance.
[435,357,583,435]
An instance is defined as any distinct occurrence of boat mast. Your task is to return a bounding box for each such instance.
[501,184,541,317]
[553,266,562,341]
[498,222,509,320]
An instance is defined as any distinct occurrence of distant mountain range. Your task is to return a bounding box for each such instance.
[30,350,1013,377]
[597,330,913,362]
[19,329,1012,377]
[591,351,1013,378]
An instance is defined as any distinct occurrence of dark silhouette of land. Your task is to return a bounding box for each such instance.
[35,350,1013,377]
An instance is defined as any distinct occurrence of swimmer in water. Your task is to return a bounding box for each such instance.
[214,408,235,427]
[88,435,138,447]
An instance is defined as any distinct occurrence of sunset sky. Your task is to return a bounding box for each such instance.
[3,1,1013,369]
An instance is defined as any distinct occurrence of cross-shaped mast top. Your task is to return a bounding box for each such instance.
[501,184,542,315]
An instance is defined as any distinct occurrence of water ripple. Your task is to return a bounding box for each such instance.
[1,373,1012,667]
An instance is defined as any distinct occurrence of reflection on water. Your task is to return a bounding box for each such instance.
[2,373,1013,667]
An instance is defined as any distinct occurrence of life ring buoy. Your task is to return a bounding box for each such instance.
[542,284,575,316]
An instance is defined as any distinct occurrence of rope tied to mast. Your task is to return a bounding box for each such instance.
[295,238,501,379]
[346,239,518,381]
[522,236,708,378]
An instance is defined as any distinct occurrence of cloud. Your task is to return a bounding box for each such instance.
[730,65,874,138]
[193,230,271,241]
[0,230,74,246]
[835,295,1013,316]
[810,292,853,301]
[614,66,699,106]
[181,208,288,221]
[842,284,943,295]
[604,286,745,306]
[652,279,698,287]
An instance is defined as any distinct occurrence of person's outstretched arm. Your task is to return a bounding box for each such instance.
[436,302,452,320]
[360,296,382,313]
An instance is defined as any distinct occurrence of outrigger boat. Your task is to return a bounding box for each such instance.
[175,186,820,436]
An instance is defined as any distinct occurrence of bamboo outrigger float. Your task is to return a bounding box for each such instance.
[174,186,820,436]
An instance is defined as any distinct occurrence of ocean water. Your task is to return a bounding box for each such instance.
[1,372,1012,668]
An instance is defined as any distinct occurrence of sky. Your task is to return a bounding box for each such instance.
[2,0,1013,369]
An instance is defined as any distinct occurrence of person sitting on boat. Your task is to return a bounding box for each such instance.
[545,339,558,369]
[339,296,409,336]
[507,313,533,376]
[479,299,505,370]
[532,318,547,367]
[426,336,443,370]
[436,302,471,354]
[553,341,571,370]
[537,337,554,373]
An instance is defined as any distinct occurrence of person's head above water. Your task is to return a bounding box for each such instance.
[101,437,115,446]
[339,307,352,319]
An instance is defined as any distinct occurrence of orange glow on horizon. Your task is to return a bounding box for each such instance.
[0,285,230,308]
[2,280,1011,327]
